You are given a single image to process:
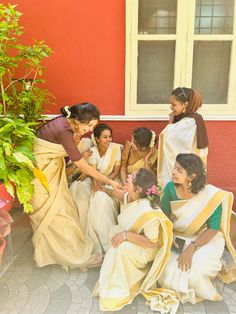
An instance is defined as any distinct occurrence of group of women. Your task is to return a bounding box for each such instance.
[29,87,236,313]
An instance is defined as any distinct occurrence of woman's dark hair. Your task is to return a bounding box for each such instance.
[133,168,160,209]
[176,153,207,194]
[133,127,152,149]
[93,123,112,139]
[61,102,100,123]
[171,87,193,103]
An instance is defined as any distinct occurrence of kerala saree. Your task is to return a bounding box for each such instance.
[157,118,208,188]
[158,184,235,303]
[30,138,95,268]
[98,198,173,311]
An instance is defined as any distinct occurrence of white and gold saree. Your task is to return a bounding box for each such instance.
[158,184,235,303]
[30,138,95,268]
[157,118,208,188]
[98,198,173,312]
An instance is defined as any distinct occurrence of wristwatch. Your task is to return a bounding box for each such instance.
[190,240,200,250]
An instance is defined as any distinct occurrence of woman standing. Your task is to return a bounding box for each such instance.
[157,87,208,188]
[30,103,120,269]
[158,154,235,303]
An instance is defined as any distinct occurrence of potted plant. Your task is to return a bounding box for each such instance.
[0,3,51,213]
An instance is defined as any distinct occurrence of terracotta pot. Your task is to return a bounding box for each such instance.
[0,183,14,212]
[0,237,6,266]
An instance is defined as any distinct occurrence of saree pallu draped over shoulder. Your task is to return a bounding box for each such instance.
[30,138,95,268]
[158,184,236,306]
[98,199,175,312]
[157,118,208,189]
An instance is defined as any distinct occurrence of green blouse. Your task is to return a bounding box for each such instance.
[161,181,222,230]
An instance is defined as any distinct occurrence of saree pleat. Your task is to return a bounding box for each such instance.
[158,185,235,303]
[98,199,173,311]
[30,138,94,268]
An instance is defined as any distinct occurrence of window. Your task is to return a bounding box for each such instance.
[125,0,236,118]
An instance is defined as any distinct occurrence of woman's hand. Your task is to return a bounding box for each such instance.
[108,179,123,190]
[111,232,126,247]
[92,180,104,192]
[82,149,93,160]
[79,172,87,181]
[177,244,195,271]
[144,147,155,165]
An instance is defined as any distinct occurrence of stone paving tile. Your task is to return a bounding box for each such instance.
[0,239,236,314]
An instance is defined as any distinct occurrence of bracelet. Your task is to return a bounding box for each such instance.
[72,163,78,170]
[123,231,127,241]
[190,240,200,250]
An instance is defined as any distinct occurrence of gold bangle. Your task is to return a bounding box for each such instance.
[71,163,77,170]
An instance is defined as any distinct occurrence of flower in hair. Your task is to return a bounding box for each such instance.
[64,106,71,118]
[149,130,156,148]
[91,133,97,146]
[146,184,161,201]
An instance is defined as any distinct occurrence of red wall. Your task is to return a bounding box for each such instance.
[6,0,236,208]
[12,0,125,113]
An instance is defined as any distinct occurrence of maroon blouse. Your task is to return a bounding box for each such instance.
[37,116,82,162]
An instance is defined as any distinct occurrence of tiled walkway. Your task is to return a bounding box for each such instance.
[0,214,236,314]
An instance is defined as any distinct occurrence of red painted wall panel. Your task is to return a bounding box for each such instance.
[5,1,236,208]
[11,0,125,114]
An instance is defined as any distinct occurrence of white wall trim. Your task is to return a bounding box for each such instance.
[45,114,236,121]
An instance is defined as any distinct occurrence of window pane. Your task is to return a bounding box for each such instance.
[138,0,177,34]
[192,41,231,103]
[137,41,175,104]
[195,0,234,34]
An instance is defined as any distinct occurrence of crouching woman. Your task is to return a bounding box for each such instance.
[96,168,173,311]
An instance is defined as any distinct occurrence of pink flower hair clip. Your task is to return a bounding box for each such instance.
[146,184,161,201]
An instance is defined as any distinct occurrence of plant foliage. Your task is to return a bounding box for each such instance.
[0,4,52,212]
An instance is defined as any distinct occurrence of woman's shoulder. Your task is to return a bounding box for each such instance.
[164,181,174,190]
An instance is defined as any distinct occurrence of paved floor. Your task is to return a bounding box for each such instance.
[0,214,236,314]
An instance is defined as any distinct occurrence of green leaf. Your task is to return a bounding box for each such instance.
[23,203,33,213]
[12,152,34,168]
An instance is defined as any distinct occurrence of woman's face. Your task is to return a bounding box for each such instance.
[172,161,189,185]
[130,136,146,151]
[75,119,98,136]
[96,129,112,149]
[170,95,186,116]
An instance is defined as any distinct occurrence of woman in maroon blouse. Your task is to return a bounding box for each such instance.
[30,102,119,270]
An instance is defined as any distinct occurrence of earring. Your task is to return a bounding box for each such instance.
[182,107,186,114]
[188,181,192,187]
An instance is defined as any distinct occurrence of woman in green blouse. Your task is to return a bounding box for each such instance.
[158,153,235,304]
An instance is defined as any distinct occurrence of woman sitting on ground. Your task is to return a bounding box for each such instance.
[158,153,236,304]
[70,123,122,234]
[96,168,172,312]
[120,127,158,186]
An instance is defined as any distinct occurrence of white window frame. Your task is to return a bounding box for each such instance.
[125,0,236,119]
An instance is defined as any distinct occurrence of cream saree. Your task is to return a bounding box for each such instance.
[98,199,173,312]
[158,184,235,304]
[70,142,121,234]
[157,118,208,188]
[87,143,122,253]
[30,138,95,268]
